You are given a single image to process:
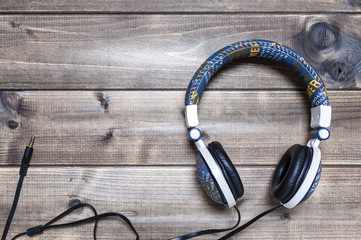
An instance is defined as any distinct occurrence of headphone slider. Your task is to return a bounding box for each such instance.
[185,105,199,128]
[310,105,332,128]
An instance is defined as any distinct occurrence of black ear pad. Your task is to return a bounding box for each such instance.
[207,141,244,200]
[271,144,313,203]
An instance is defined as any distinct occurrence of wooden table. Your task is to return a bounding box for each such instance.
[0,1,360,239]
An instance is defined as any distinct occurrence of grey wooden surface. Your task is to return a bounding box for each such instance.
[0,1,360,239]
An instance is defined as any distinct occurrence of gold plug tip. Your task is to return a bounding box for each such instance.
[28,136,35,148]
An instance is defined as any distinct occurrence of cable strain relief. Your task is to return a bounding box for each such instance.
[26,225,44,236]
[19,163,29,176]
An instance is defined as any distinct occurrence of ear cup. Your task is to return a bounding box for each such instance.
[207,141,244,200]
[271,144,313,203]
[196,154,227,205]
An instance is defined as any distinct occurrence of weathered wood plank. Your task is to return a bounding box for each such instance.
[0,90,359,166]
[0,15,360,89]
[0,0,360,13]
[0,166,360,239]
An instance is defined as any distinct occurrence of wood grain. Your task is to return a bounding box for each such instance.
[0,1,360,239]
[0,15,360,90]
[0,166,360,239]
[0,90,359,166]
[0,0,360,13]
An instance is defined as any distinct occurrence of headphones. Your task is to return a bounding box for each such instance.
[185,40,331,209]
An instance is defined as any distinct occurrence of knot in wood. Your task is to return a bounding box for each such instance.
[308,22,339,51]
[6,120,20,129]
[348,0,361,7]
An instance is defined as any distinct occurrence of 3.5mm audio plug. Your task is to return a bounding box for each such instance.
[19,136,35,177]
[1,136,36,240]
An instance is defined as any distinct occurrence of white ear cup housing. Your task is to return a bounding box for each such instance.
[195,139,236,208]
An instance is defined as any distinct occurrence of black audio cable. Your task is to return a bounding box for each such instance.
[168,206,241,240]
[1,137,35,240]
[1,136,139,240]
[218,204,283,240]
[11,203,140,240]
[167,205,283,240]
[1,138,281,240]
